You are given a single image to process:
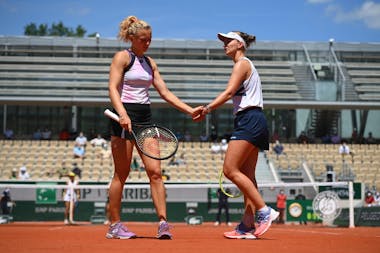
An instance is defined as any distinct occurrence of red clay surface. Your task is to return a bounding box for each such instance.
[0,222,379,253]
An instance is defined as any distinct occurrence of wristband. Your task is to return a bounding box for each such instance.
[205,105,212,114]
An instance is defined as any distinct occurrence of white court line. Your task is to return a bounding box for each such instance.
[273,227,342,236]
[48,227,63,231]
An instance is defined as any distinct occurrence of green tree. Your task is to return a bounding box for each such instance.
[24,23,38,36]
[23,21,90,37]
[75,25,86,37]
[49,21,69,36]
[24,23,48,36]
[37,24,48,36]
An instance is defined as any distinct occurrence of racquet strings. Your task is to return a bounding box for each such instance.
[135,126,177,159]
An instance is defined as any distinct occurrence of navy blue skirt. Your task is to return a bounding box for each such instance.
[230,107,269,150]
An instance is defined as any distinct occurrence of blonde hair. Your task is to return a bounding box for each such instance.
[234,31,256,49]
[118,16,151,43]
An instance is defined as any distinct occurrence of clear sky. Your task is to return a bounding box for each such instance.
[0,0,379,43]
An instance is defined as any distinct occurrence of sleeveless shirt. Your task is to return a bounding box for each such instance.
[120,51,153,104]
[232,57,263,114]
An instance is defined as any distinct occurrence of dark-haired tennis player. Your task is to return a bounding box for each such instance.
[107,15,202,240]
[195,31,279,239]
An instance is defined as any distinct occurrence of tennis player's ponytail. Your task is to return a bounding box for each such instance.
[234,31,256,49]
[118,16,151,43]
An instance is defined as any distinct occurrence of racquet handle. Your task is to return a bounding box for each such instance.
[104,109,120,122]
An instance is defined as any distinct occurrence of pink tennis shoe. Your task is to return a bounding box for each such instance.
[254,207,279,237]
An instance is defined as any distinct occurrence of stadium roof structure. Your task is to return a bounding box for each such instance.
[1,36,380,110]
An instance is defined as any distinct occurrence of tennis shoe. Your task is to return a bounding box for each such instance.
[254,207,279,237]
[223,222,256,239]
[106,222,136,239]
[157,221,172,239]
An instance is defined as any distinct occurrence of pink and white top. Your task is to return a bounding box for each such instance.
[120,53,153,104]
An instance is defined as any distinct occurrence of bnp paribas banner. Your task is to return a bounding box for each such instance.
[4,183,248,203]
[1,184,252,222]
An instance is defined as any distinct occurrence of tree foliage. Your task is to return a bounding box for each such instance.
[24,21,88,37]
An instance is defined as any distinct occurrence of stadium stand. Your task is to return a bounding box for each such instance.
[0,57,300,103]
[266,143,380,190]
[345,62,380,100]
[1,139,379,192]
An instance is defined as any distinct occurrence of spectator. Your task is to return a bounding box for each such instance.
[366,132,376,144]
[321,134,331,144]
[63,172,80,225]
[18,165,30,180]
[176,152,186,166]
[221,139,228,153]
[71,163,82,179]
[272,140,284,158]
[364,191,375,207]
[4,128,14,139]
[295,190,307,225]
[374,192,380,206]
[330,132,341,144]
[211,140,222,154]
[298,131,308,144]
[214,188,232,226]
[175,131,184,141]
[59,128,70,140]
[90,134,107,147]
[73,143,85,160]
[271,131,279,143]
[57,162,69,179]
[339,140,353,162]
[75,131,88,147]
[199,133,208,142]
[10,168,17,180]
[161,170,171,181]
[351,128,358,144]
[168,156,179,166]
[1,189,15,215]
[32,128,42,140]
[41,127,52,140]
[130,157,143,171]
[209,125,217,142]
[276,189,287,224]
[184,131,192,142]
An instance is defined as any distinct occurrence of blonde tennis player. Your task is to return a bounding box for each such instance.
[194,31,279,239]
[107,16,202,240]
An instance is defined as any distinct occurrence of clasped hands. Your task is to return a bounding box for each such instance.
[190,105,210,122]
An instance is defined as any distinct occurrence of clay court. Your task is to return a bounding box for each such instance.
[1,222,379,253]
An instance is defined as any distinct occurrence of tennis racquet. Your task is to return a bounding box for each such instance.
[219,169,243,198]
[104,109,178,160]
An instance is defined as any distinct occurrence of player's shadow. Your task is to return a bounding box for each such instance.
[135,236,171,240]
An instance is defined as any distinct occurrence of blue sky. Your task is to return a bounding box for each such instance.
[0,0,379,43]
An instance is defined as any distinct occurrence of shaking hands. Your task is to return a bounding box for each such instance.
[190,105,211,122]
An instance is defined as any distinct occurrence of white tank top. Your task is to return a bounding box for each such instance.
[64,179,78,201]
[232,57,263,114]
[120,52,153,104]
